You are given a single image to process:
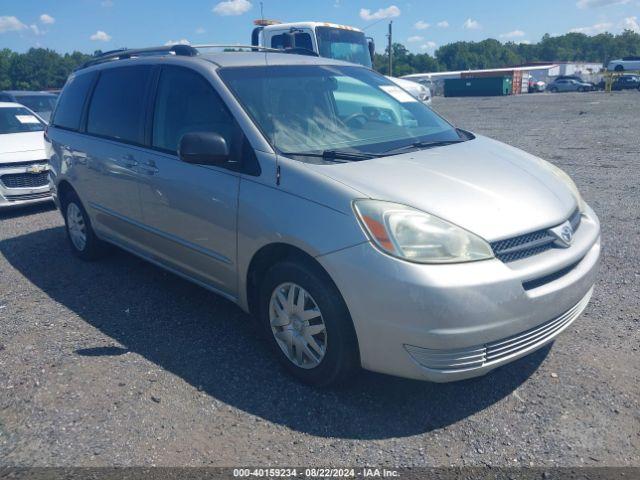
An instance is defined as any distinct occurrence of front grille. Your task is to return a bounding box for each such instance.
[405,287,593,372]
[4,192,51,201]
[522,258,582,291]
[1,171,49,189]
[491,208,582,263]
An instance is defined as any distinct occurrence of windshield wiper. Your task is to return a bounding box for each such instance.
[281,149,384,162]
[382,139,465,155]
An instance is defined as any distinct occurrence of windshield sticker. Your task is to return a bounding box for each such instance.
[379,85,418,103]
[15,115,40,124]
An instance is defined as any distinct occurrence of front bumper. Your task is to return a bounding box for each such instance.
[317,206,601,382]
[0,163,53,209]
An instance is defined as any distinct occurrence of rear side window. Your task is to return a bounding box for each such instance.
[52,72,96,131]
[293,33,313,51]
[271,32,313,50]
[87,66,153,144]
[271,33,287,49]
[152,66,239,155]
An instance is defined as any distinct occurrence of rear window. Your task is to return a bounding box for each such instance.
[87,66,153,144]
[0,107,44,134]
[52,72,96,131]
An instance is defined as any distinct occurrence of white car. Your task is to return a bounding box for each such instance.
[0,102,52,208]
[607,56,640,72]
[386,76,432,105]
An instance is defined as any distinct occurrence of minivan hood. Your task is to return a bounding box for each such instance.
[0,131,46,164]
[308,135,577,241]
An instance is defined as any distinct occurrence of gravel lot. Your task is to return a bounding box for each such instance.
[1,91,638,467]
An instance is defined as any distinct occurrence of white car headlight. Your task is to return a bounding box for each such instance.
[353,200,494,264]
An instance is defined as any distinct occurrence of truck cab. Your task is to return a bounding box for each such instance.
[252,21,375,68]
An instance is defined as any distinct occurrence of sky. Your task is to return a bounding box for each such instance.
[1,0,639,55]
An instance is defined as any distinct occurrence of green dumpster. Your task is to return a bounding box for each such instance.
[444,77,512,97]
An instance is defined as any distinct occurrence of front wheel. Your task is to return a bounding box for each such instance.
[259,261,360,387]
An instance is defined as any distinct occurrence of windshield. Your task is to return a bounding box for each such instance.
[219,65,460,158]
[14,95,57,114]
[0,107,45,134]
[316,27,372,68]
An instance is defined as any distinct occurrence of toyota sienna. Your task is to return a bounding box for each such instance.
[46,46,601,386]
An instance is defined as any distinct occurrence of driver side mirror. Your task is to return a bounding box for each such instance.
[178,132,229,166]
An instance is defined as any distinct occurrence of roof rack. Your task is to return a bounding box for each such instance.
[193,44,318,56]
[77,44,198,70]
[76,44,308,71]
[192,44,281,52]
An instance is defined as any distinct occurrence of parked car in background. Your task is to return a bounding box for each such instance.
[547,78,593,93]
[47,47,599,386]
[386,76,432,105]
[0,102,52,208]
[554,75,596,90]
[0,91,58,123]
[612,75,640,91]
[528,79,546,93]
[607,56,640,72]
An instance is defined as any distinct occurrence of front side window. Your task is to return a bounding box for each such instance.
[0,107,45,134]
[152,66,238,155]
[316,27,372,68]
[220,65,459,158]
[87,66,153,144]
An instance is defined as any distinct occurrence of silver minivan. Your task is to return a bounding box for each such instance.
[47,46,600,386]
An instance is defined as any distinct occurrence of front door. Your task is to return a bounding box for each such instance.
[137,66,241,298]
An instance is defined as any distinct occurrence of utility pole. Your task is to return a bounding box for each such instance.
[387,21,393,76]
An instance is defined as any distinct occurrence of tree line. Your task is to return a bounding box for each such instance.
[1,30,639,90]
[375,30,640,76]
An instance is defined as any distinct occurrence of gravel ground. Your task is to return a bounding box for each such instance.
[0,91,638,467]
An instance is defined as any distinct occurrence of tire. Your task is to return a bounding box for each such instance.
[549,87,558,93]
[578,87,584,92]
[258,261,360,387]
[62,191,110,261]
[614,65,624,72]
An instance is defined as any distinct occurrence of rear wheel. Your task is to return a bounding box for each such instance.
[614,65,624,72]
[62,191,109,261]
[259,261,360,387]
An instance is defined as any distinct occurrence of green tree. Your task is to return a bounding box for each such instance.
[372,30,640,76]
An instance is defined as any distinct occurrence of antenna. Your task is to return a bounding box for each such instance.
[260,1,264,21]
[387,21,393,76]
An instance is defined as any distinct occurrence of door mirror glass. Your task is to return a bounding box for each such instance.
[178,132,229,165]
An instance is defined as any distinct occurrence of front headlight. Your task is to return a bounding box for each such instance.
[353,200,494,264]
